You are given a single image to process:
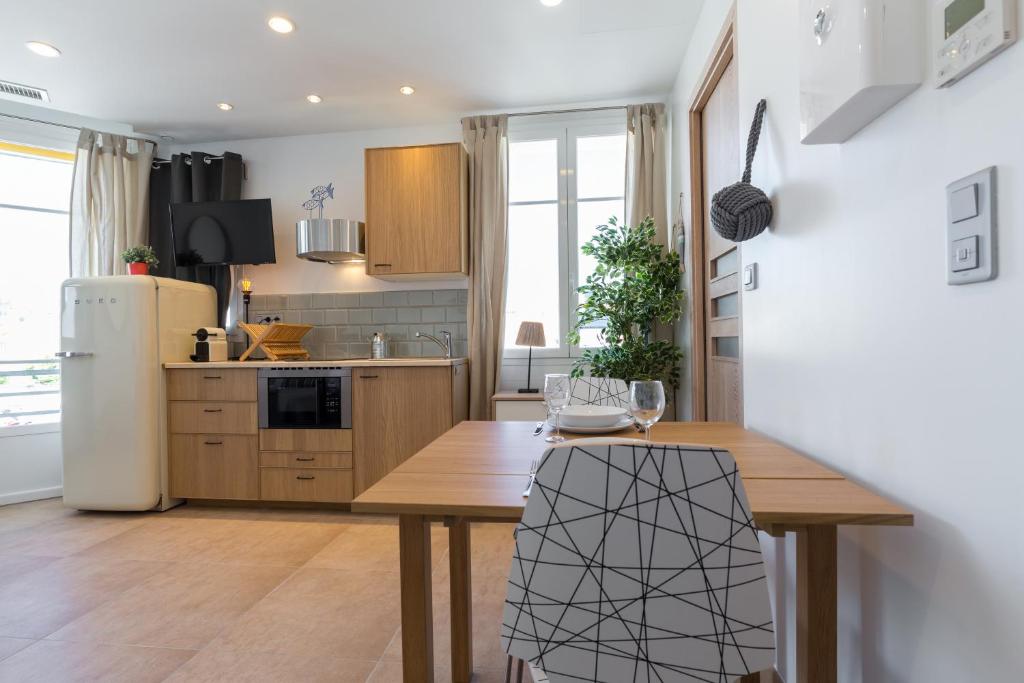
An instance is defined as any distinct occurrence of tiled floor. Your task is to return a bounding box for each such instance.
[0,498,518,682]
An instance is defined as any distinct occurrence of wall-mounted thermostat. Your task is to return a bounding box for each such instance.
[934,0,1018,87]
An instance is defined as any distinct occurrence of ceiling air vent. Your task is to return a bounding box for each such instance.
[0,80,50,103]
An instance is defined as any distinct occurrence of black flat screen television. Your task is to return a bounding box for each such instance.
[170,199,276,266]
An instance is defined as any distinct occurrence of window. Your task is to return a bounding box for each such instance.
[0,141,74,429]
[504,115,626,357]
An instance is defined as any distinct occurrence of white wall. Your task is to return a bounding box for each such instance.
[169,124,468,295]
[671,1,1024,680]
[0,429,62,506]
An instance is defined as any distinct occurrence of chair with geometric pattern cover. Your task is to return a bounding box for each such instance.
[569,376,629,408]
[501,439,775,683]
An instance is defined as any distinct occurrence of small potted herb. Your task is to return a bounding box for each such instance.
[121,245,159,275]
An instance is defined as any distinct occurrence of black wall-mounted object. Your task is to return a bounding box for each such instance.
[170,199,276,266]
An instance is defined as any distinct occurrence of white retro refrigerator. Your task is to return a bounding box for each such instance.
[58,276,216,511]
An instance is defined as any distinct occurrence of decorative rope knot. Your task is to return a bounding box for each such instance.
[711,99,772,242]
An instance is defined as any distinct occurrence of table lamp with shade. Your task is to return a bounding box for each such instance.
[515,321,545,394]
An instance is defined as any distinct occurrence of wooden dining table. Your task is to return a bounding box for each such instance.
[352,421,913,683]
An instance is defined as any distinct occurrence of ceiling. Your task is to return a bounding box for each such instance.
[0,0,703,143]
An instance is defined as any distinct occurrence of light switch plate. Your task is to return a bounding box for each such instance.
[947,167,997,285]
[743,263,758,291]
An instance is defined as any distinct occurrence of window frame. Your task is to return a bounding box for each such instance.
[0,139,74,436]
[504,111,626,361]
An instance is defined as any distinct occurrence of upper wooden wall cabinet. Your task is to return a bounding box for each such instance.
[365,142,468,278]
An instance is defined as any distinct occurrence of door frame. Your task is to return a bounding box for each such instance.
[688,6,736,421]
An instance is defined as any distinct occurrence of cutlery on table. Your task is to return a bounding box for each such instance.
[523,459,539,497]
[532,422,545,436]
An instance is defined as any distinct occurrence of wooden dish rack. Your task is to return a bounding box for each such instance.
[238,322,314,361]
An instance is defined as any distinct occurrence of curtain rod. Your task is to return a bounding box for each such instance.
[0,111,158,147]
[507,105,627,118]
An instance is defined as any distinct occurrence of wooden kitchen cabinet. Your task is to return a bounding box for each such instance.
[352,364,467,495]
[169,435,259,500]
[364,142,468,277]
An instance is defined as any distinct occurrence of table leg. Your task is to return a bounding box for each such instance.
[399,514,434,683]
[449,519,473,683]
[796,525,837,683]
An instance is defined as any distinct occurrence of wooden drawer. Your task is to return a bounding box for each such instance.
[260,468,353,503]
[259,451,352,469]
[259,429,353,452]
[169,435,258,500]
[167,369,257,402]
[169,402,257,434]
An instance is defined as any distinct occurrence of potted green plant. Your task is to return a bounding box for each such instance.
[120,245,159,275]
[568,216,683,390]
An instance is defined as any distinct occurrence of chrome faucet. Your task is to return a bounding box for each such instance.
[416,330,452,358]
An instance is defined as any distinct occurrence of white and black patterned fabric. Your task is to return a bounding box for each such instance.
[569,376,629,408]
[501,441,775,683]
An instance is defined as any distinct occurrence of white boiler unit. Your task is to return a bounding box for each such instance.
[58,276,216,511]
[799,0,923,144]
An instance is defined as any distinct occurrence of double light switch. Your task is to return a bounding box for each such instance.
[946,167,997,285]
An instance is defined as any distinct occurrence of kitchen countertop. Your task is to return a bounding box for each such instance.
[164,358,468,369]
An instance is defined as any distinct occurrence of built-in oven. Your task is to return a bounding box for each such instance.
[257,367,352,429]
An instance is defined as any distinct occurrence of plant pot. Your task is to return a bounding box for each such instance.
[128,262,149,275]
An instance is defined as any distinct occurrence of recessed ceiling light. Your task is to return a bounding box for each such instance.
[267,16,295,33]
[216,102,234,111]
[26,41,61,57]
[399,85,415,96]
[540,0,563,6]
[306,94,323,104]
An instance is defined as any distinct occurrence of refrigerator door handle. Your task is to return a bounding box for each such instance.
[55,351,94,358]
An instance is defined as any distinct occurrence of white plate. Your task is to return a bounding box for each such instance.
[558,405,628,428]
[546,416,635,434]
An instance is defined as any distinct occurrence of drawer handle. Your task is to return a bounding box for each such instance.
[203,375,222,380]
[296,457,316,462]
[375,263,392,267]
[203,408,223,413]
[361,374,378,379]
[203,440,223,446]
[296,475,316,481]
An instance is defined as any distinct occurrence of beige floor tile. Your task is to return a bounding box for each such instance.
[305,521,449,572]
[161,504,371,525]
[366,659,509,683]
[0,498,74,534]
[0,556,166,638]
[0,640,195,683]
[48,562,293,650]
[164,647,378,682]
[0,638,33,663]
[0,554,59,589]
[213,567,401,660]
[468,523,518,578]
[0,511,149,557]
[84,516,344,567]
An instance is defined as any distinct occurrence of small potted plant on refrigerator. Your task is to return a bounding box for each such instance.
[120,245,159,275]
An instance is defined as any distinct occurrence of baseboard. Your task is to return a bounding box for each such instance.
[0,486,63,507]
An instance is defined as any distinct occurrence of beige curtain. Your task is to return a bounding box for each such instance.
[626,103,669,245]
[70,129,155,277]
[626,103,675,417]
[463,115,509,420]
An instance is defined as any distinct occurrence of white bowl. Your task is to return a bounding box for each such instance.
[558,405,628,428]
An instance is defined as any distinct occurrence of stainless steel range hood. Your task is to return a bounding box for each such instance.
[296,219,365,263]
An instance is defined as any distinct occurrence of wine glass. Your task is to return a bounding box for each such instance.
[543,374,570,443]
[629,380,666,441]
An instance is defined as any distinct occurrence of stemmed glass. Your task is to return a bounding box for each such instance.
[629,380,666,441]
[543,374,570,443]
